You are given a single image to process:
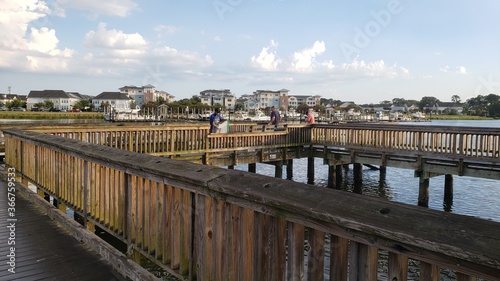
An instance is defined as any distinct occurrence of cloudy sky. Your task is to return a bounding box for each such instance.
[0,0,499,104]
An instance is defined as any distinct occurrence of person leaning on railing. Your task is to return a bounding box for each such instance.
[305,109,315,124]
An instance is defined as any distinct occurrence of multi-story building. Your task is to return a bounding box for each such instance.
[26,90,85,111]
[288,94,321,109]
[119,85,144,105]
[199,89,236,110]
[252,89,289,110]
[120,84,175,106]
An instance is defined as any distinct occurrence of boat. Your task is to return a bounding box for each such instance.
[198,110,212,121]
[104,105,149,121]
[412,112,426,120]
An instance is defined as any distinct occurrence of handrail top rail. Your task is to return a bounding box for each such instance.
[312,123,500,134]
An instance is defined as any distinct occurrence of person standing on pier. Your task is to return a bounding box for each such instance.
[305,108,315,124]
[269,106,280,127]
[209,108,223,133]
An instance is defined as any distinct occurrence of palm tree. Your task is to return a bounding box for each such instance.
[451,95,461,103]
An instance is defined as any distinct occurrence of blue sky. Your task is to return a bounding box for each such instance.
[1,0,499,104]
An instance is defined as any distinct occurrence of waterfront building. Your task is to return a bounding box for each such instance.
[26,90,85,111]
[288,94,321,109]
[119,84,174,106]
[199,89,236,110]
[92,92,133,112]
[252,89,289,110]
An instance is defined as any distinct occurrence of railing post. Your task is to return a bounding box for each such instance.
[83,160,90,230]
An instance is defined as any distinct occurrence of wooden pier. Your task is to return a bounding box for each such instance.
[2,123,500,281]
[0,173,128,281]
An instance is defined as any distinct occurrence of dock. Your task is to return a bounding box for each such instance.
[0,172,127,281]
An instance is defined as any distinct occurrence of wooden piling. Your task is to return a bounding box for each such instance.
[286,159,293,180]
[418,173,430,207]
[444,174,454,212]
[248,163,256,173]
[307,156,314,184]
[275,162,283,178]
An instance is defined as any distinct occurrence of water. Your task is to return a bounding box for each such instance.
[237,120,500,222]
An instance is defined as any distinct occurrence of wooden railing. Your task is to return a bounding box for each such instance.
[4,128,500,281]
[24,123,310,156]
[312,124,500,160]
[19,123,499,162]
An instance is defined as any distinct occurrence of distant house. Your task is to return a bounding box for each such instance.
[26,90,84,111]
[436,102,464,114]
[0,93,22,105]
[92,92,133,112]
[390,104,408,112]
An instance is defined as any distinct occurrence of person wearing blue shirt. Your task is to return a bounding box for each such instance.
[269,106,280,127]
[209,108,223,133]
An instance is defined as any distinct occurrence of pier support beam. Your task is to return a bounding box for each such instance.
[228,165,234,170]
[327,164,344,189]
[380,166,387,177]
[418,173,430,207]
[307,156,314,184]
[353,163,363,185]
[275,162,283,179]
[248,163,256,173]
[353,163,363,194]
[286,159,293,180]
[444,174,454,212]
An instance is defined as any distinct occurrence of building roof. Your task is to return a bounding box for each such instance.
[119,85,142,90]
[93,92,131,100]
[28,90,71,98]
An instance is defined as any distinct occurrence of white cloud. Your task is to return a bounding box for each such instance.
[251,40,281,71]
[440,65,450,73]
[84,22,147,50]
[440,65,467,75]
[150,46,213,67]
[456,66,467,75]
[337,60,408,79]
[213,35,222,42]
[290,40,326,72]
[155,25,178,34]
[250,40,408,80]
[0,0,74,71]
[56,0,138,17]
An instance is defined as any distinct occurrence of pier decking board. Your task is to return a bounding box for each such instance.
[0,179,126,281]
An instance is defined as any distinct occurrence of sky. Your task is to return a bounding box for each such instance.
[0,0,499,104]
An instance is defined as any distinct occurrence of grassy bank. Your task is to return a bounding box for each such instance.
[0,111,104,119]
[428,114,494,120]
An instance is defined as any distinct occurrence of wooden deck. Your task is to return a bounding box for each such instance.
[0,174,127,281]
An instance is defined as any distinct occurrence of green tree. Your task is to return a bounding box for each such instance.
[73,100,91,110]
[234,103,244,111]
[297,103,310,114]
[44,100,54,109]
[464,95,487,116]
[451,95,461,103]
[34,102,45,109]
[418,96,440,111]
